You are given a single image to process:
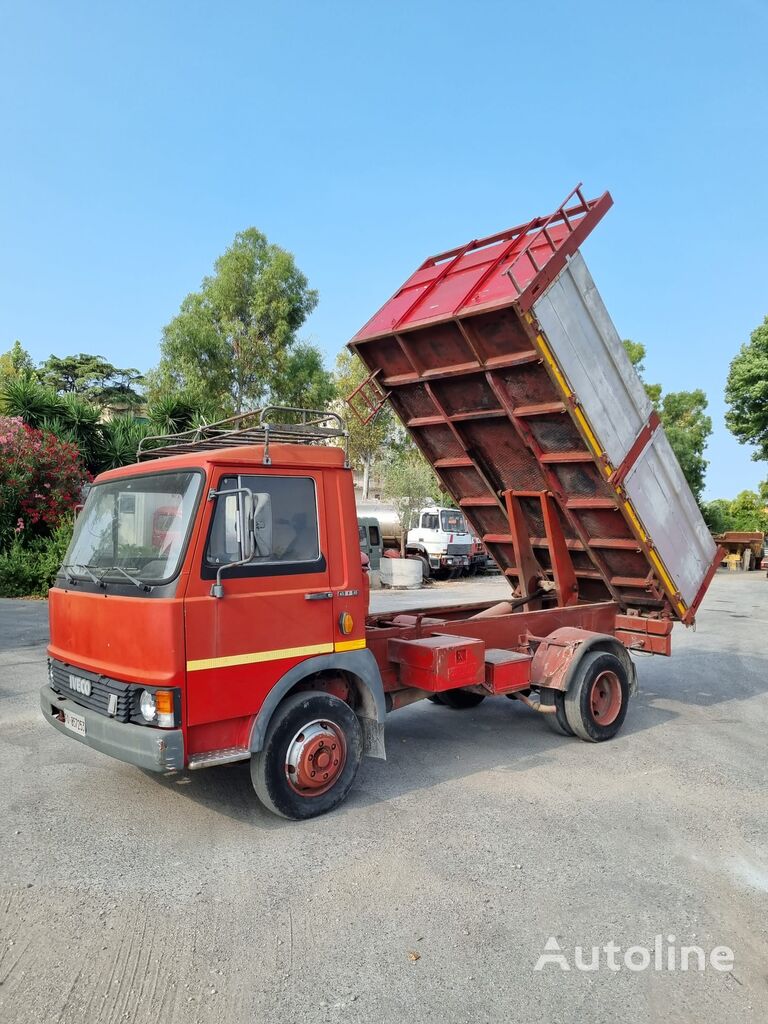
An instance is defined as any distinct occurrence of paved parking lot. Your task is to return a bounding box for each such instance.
[1,571,767,1023]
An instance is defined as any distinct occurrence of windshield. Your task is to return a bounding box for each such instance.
[440,510,467,534]
[63,471,202,585]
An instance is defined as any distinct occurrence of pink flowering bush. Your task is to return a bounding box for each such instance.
[0,416,87,549]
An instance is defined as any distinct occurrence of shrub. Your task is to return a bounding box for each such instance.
[0,518,74,597]
[0,416,86,548]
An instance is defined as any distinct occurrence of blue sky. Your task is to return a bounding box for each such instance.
[1,0,766,499]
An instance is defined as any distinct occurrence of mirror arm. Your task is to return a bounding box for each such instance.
[208,486,255,598]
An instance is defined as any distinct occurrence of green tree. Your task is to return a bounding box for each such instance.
[271,343,335,411]
[94,415,153,470]
[39,353,144,408]
[152,228,318,414]
[333,350,394,499]
[0,341,36,381]
[381,450,443,554]
[728,490,768,533]
[0,374,168,472]
[701,498,735,534]
[145,391,208,434]
[657,389,711,501]
[725,315,768,462]
[623,340,711,501]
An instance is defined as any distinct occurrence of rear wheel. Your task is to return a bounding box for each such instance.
[251,691,362,819]
[564,651,629,742]
[436,689,486,709]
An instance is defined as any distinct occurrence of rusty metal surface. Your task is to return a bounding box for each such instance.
[367,601,619,692]
[482,649,532,693]
[387,635,486,691]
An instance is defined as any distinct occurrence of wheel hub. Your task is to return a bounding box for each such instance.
[285,720,347,796]
[589,670,622,725]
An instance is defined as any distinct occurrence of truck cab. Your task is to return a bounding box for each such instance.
[40,411,387,820]
[407,506,472,578]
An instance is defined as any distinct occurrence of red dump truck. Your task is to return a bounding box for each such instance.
[40,185,723,819]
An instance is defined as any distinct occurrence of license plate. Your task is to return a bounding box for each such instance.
[63,709,86,736]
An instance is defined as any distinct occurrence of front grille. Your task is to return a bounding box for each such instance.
[446,543,471,556]
[49,660,135,723]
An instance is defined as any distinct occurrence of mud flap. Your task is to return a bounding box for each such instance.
[360,716,386,760]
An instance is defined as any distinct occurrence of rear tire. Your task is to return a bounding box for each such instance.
[564,651,629,742]
[436,689,486,709]
[538,687,574,736]
[251,691,362,819]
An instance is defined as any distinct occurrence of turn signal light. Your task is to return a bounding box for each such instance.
[339,611,354,635]
[155,690,175,729]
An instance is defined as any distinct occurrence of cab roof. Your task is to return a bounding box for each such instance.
[96,443,347,484]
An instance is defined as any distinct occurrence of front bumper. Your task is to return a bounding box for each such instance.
[429,554,470,569]
[40,685,184,773]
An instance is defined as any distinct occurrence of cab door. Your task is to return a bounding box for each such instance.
[183,467,335,731]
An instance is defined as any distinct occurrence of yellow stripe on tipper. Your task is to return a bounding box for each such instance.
[187,642,334,673]
[536,333,573,398]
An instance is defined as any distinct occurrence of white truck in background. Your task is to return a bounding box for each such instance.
[407,506,473,578]
[357,500,480,579]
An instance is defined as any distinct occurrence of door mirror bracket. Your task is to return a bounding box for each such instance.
[207,486,255,598]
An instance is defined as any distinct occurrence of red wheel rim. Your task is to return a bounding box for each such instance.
[285,719,347,797]
[589,670,622,725]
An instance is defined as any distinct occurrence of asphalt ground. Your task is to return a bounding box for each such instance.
[1,570,767,1023]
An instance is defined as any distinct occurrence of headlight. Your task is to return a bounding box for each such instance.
[139,688,175,727]
[139,689,157,722]
[47,660,54,685]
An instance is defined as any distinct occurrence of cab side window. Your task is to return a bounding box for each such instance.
[205,474,323,576]
[422,513,439,530]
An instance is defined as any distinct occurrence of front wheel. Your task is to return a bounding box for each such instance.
[251,691,362,819]
[564,651,629,742]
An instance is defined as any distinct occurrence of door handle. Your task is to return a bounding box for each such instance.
[305,592,333,601]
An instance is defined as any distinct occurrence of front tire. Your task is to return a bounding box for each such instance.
[564,651,629,742]
[251,691,362,819]
[415,555,431,581]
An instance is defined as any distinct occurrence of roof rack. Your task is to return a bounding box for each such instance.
[137,406,349,466]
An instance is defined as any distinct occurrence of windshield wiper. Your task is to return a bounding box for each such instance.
[98,565,149,590]
[60,562,101,585]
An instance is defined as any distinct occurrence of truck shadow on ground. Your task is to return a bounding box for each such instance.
[142,701,582,828]
[141,645,768,827]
